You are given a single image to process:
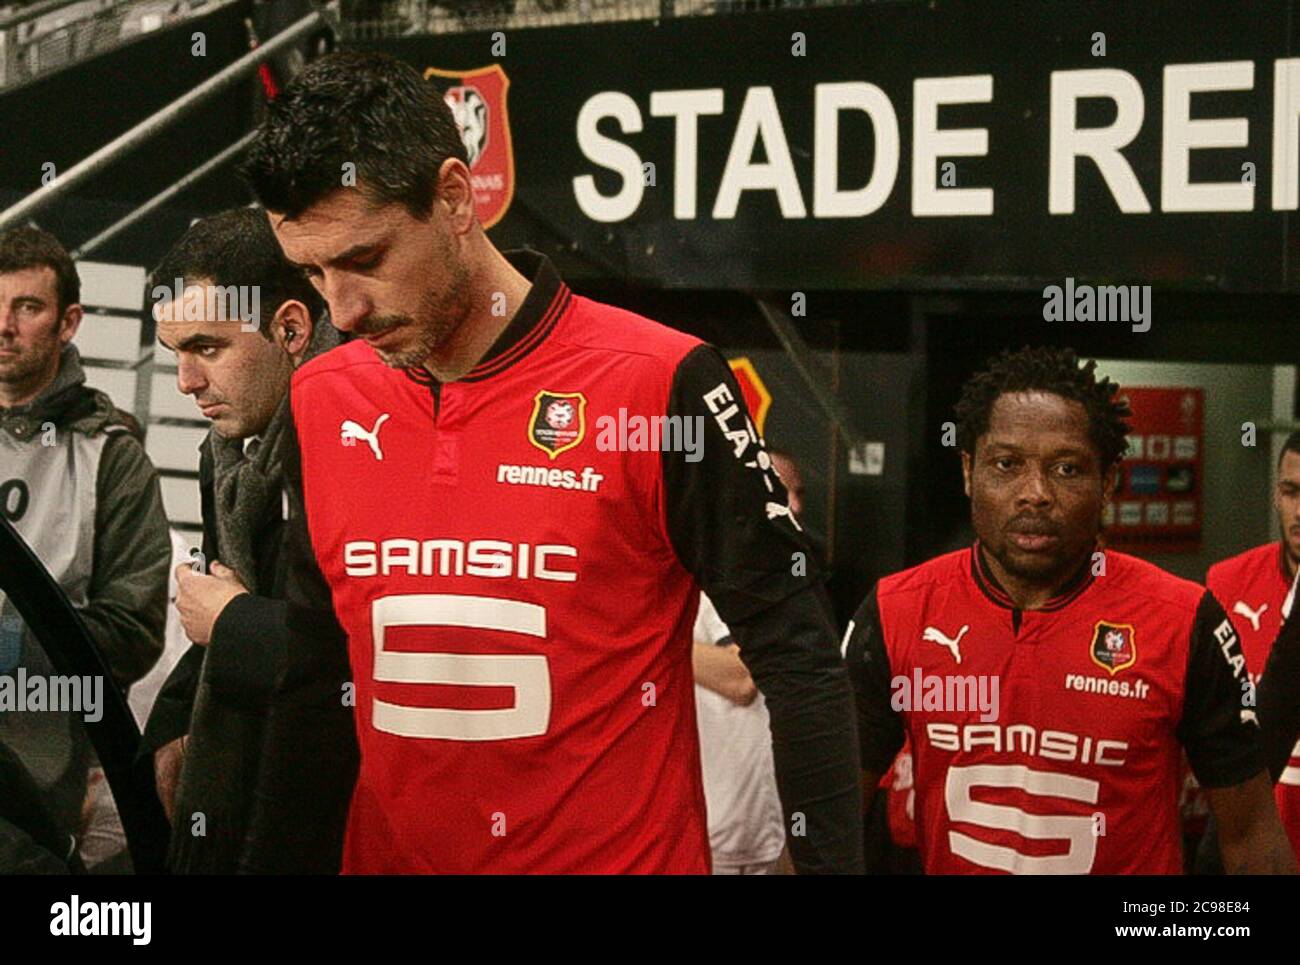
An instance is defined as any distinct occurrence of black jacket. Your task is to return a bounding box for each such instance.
[138,436,289,872]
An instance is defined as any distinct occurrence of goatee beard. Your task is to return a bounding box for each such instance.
[378,270,472,371]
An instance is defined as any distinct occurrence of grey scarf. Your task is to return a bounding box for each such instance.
[207,397,290,593]
[205,317,342,589]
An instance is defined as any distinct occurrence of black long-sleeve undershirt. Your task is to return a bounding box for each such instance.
[662,345,864,874]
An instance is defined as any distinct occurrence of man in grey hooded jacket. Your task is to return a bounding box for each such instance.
[0,224,169,864]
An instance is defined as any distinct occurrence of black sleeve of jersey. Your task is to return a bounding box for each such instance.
[1256,603,1300,782]
[662,344,864,874]
[1177,591,1266,788]
[843,584,906,774]
[237,409,359,874]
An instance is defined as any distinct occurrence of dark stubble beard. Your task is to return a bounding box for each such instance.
[367,258,473,371]
[984,524,1095,595]
[1284,529,1300,578]
[988,540,1072,584]
[0,336,59,396]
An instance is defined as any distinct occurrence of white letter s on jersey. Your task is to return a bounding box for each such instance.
[945,763,1100,874]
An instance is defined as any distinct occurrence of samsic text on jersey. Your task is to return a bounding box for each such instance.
[252,250,858,874]
[1207,541,1300,860]
[844,544,1262,874]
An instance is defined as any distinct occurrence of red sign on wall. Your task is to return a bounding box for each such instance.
[425,65,516,229]
[1104,387,1203,555]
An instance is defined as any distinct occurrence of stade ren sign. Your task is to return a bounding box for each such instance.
[573,61,1300,222]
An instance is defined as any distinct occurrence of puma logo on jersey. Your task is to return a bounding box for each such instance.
[923,624,968,664]
[765,500,803,532]
[341,414,390,461]
[1232,600,1267,632]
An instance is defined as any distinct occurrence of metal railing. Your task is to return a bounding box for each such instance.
[0,0,863,86]
[70,130,257,258]
[338,0,866,39]
[0,8,325,231]
[0,0,220,89]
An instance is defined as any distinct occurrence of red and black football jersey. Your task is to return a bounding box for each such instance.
[845,544,1261,875]
[242,250,861,874]
[1207,542,1291,673]
[1206,541,1300,859]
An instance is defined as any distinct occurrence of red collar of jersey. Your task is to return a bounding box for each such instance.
[970,540,1096,613]
[404,248,572,388]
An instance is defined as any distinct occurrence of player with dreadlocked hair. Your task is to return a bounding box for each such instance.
[842,345,1296,874]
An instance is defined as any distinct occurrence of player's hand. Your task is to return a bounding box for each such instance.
[693,641,759,706]
[79,768,103,837]
[154,736,187,824]
[719,645,758,706]
[174,560,248,645]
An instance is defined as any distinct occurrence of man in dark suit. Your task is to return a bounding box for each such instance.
[139,206,341,872]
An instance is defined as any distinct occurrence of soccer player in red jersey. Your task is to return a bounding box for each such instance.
[233,52,862,874]
[844,347,1295,874]
[1203,432,1300,861]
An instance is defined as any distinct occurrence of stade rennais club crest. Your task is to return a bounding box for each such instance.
[424,65,515,228]
[1091,621,1137,675]
[529,392,588,459]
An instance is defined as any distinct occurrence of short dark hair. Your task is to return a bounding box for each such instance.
[239,51,468,219]
[148,206,323,338]
[0,224,80,316]
[955,346,1131,472]
[1279,431,1300,468]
